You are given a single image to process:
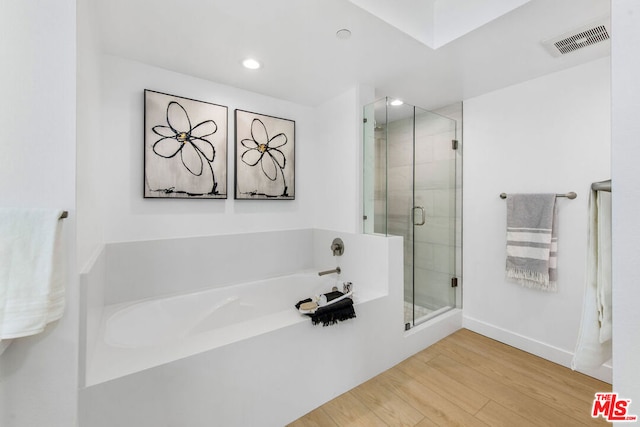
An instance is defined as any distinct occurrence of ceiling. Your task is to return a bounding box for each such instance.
[95,0,611,110]
[348,0,532,49]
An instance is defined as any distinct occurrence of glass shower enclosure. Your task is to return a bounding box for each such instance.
[363,98,460,329]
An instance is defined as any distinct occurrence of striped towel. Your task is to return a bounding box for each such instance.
[505,194,558,291]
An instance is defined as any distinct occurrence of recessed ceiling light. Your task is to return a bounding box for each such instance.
[390,99,404,106]
[242,58,261,70]
[336,29,352,40]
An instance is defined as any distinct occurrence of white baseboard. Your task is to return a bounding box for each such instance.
[463,315,612,384]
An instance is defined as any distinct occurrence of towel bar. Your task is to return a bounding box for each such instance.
[500,192,577,199]
[591,179,611,192]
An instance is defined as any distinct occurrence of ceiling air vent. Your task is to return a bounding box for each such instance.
[542,18,610,57]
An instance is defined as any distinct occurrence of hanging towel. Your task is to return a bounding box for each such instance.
[0,208,66,345]
[505,194,558,291]
[595,191,612,343]
[572,187,612,371]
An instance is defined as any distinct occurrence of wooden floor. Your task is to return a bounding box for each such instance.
[288,329,610,426]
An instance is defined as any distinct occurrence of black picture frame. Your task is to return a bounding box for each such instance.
[144,89,228,199]
[234,109,295,200]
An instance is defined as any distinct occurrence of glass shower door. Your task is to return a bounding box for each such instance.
[363,98,459,329]
[408,107,457,327]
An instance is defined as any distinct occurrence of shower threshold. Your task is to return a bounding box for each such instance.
[404,302,454,329]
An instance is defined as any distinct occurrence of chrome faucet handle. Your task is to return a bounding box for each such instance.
[331,238,344,256]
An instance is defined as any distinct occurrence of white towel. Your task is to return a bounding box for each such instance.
[572,188,612,371]
[595,191,612,343]
[0,208,66,343]
[505,194,558,291]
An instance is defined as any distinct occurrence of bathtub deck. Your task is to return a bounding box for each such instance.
[288,328,611,426]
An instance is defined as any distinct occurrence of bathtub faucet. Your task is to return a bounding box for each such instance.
[331,238,344,256]
[318,267,341,276]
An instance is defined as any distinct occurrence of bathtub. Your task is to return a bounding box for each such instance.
[80,230,461,427]
[86,270,375,386]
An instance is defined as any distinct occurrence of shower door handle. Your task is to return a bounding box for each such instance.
[413,206,426,226]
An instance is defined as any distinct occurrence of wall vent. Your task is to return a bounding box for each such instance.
[542,18,610,57]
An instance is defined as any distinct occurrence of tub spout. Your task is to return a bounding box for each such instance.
[318,267,341,276]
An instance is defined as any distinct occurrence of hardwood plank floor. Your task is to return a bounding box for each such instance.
[288,329,611,426]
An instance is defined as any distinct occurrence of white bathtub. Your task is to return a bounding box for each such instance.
[87,271,372,385]
[81,231,462,427]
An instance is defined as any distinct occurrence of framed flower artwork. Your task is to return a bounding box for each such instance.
[144,90,228,199]
[235,109,295,200]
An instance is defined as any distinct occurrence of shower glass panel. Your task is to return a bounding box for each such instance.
[363,99,388,235]
[363,98,459,328]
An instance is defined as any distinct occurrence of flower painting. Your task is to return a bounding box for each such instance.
[144,90,227,198]
[235,110,295,200]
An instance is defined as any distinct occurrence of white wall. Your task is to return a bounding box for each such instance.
[611,0,640,409]
[463,57,611,380]
[76,55,323,269]
[74,54,374,271]
[0,1,78,426]
[314,85,374,234]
